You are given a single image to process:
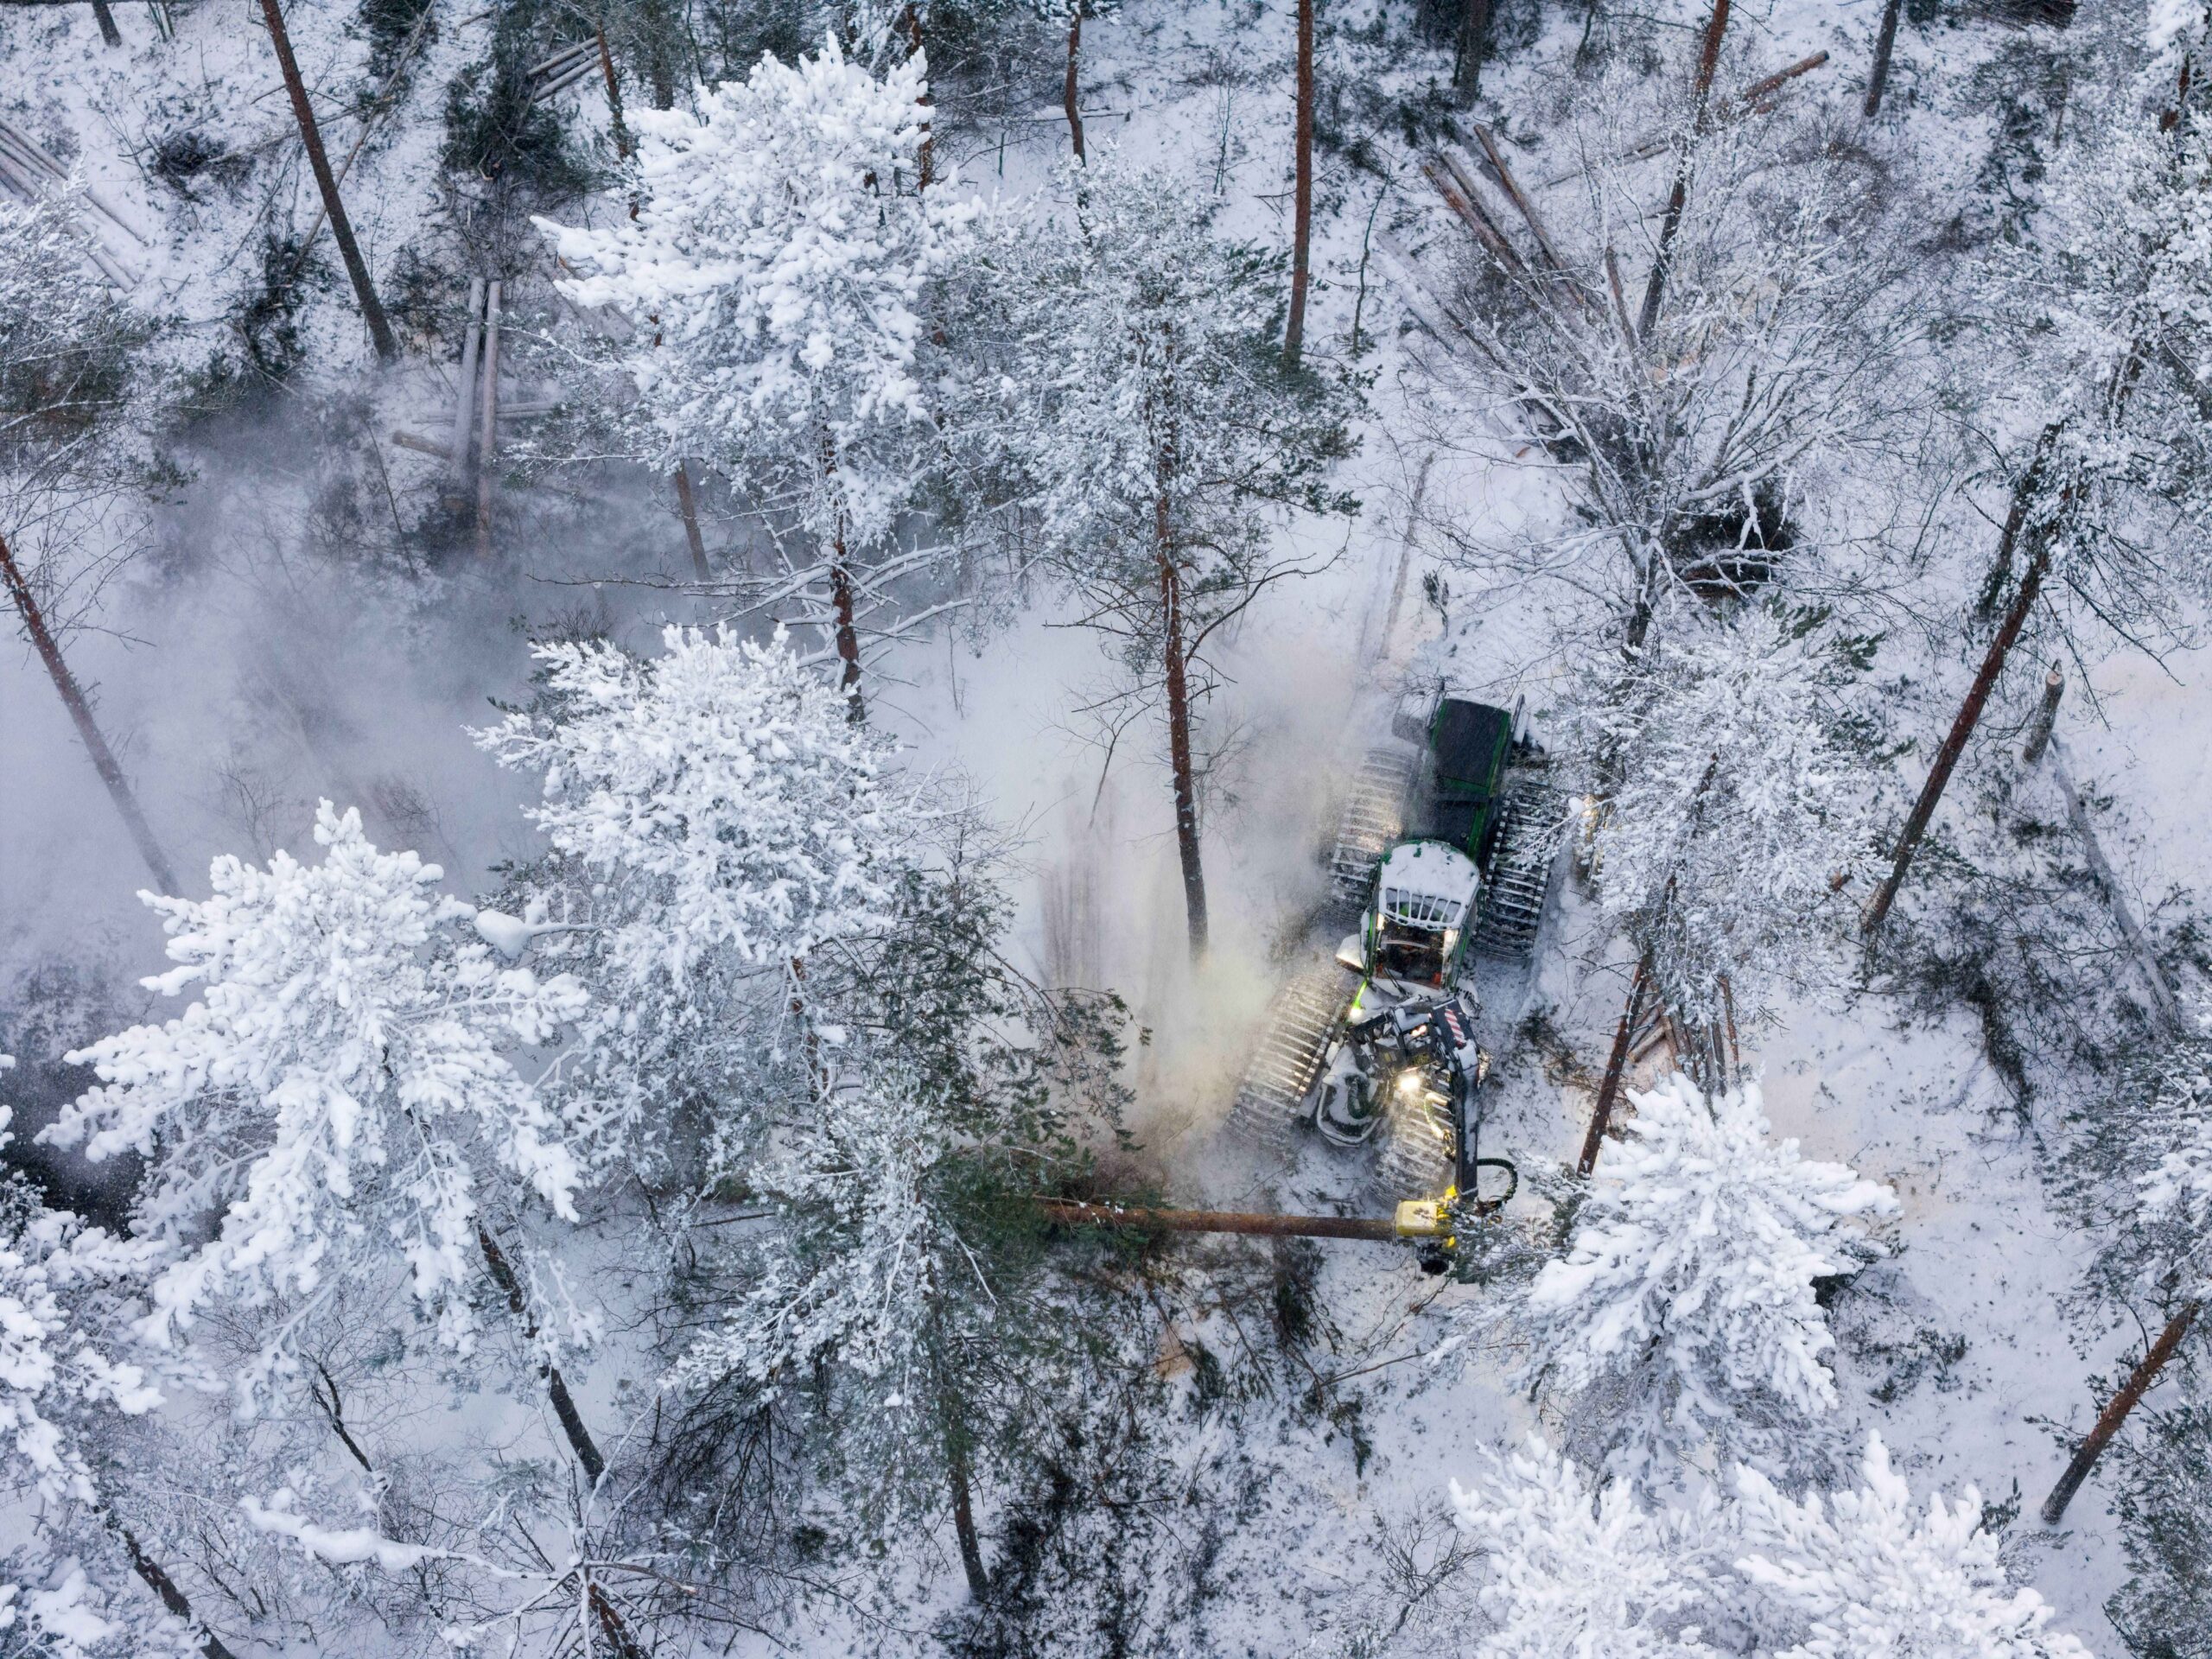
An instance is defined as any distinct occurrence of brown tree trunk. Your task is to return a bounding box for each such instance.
[830,548,863,722]
[1042,1199,1403,1241]
[597,20,632,159]
[116,1523,238,1659]
[1863,0,1903,118]
[2021,664,2063,766]
[673,461,710,581]
[2042,1300,2201,1524]
[1284,0,1314,368]
[945,1421,988,1599]
[1157,543,1208,958]
[1863,534,2051,934]
[91,0,122,46]
[475,279,500,560]
[258,0,397,361]
[1063,8,1085,162]
[588,1582,649,1659]
[1,529,181,893]
[1454,0,1491,99]
[1637,0,1730,340]
[902,4,935,189]
[477,1228,607,1486]
[1579,950,1651,1175]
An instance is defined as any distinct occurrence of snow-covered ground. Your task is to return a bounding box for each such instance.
[3,0,2203,1653]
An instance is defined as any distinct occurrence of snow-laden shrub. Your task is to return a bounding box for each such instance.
[1520,1076,1894,1481]
[1736,1433,2091,1659]
[44,804,586,1372]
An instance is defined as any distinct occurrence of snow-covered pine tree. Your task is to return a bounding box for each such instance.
[1446,1434,1720,1656]
[0,1060,215,1659]
[1518,1075,1894,1483]
[974,149,1357,955]
[1870,7,2212,926]
[1567,606,1885,1031]
[1408,64,1928,661]
[1736,1432,2091,1659]
[2105,1389,2212,1659]
[539,35,976,715]
[474,623,919,1179]
[41,804,587,1382]
[662,851,1128,1602]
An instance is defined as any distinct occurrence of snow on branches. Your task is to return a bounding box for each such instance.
[542,35,974,700]
[476,625,917,1170]
[1438,1433,2090,1659]
[1568,607,1883,1026]
[982,149,1352,613]
[1448,1435,1720,1657]
[1520,1076,1894,1481]
[1736,1433,2091,1659]
[44,805,586,1363]
[0,1078,158,1510]
[669,1058,956,1403]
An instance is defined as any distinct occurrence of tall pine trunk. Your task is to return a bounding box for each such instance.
[2042,1300,2201,1524]
[477,1228,607,1485]
[946,1424,988,1599]
[1154,404,1208,957]
[830,542,863,721]
[1284,0,1314,366]
[1637,0,1730,339]
[1,530,180,892]
[1863,527,2050,933]
[1863,0,1903,117]
[1064,8,1086,162]
[1580,950,1650,1174]
[1453,0,1490,99]
[258,0,397,361]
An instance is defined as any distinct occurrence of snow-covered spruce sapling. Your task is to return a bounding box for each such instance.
[539,35,975,716]
[1517,1076,1895,1484]
[1566,607,1885,1033]
[1446,1434,1722,1657]
[474,623,920,1179]
[1737,1432,2091,1659]
[42,804,586,1391]
[971,149,1357,957]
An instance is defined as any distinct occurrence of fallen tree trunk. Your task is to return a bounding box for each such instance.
[1040,1199,1401,1242]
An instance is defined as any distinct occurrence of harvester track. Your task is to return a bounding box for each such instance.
[1328,746,1417,907]
[1224,965,1352,1163]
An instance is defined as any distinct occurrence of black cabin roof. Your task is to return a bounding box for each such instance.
[1432,698,1511,792]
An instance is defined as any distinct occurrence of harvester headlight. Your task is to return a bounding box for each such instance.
[1396,1068,1423,1098]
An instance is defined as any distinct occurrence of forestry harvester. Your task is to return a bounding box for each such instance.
[1224,683,1562,1226]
